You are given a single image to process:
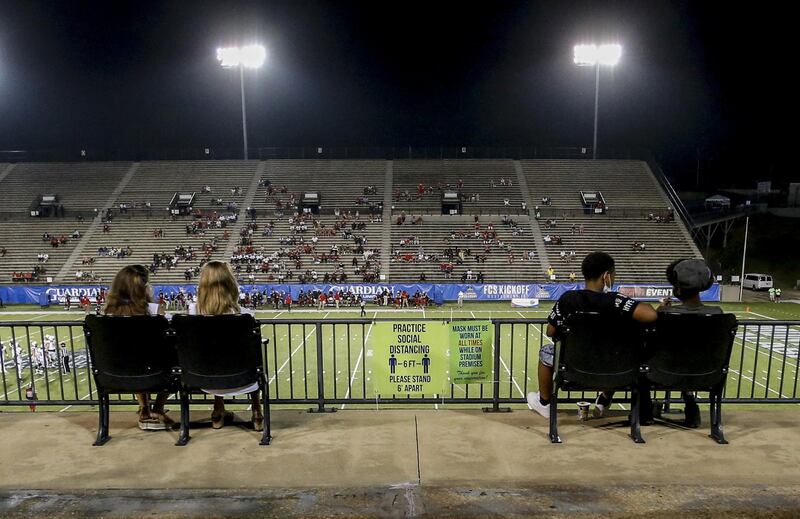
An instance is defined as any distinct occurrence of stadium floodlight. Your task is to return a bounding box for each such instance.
[217,45,267,69]
[217,45,267,159]
[573,43,622,159]
[573,44,622,66]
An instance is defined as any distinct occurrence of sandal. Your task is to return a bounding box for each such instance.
[138,417,168,431]
[211,410,234,429]
[150,410,176,429]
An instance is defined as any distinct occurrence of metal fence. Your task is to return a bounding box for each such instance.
[2,318,799,409]
[0,145,648,163]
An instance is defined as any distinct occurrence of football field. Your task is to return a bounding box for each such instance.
[1,302,799,413]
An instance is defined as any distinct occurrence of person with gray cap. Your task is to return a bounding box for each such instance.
[658,258,720,427]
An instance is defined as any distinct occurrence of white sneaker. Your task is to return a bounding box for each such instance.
[593,395,608,418]
[526,392,550,419]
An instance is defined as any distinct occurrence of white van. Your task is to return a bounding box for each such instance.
[742,273,773,291]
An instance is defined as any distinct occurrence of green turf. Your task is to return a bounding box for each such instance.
[1,301,798,413]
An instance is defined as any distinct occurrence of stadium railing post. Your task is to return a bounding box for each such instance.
[483,320,511,413]
[309,321,335,413]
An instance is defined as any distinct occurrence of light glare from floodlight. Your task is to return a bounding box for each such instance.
[573,44,622,66]
[217,45,266,69]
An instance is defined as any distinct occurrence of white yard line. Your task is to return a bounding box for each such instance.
[341,312,377,410]
[729,367,796,402]
[746,311,776,320]
[268,325,318,385]
[478,311,525,398]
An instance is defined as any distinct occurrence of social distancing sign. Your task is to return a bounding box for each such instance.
[369,321,494,396]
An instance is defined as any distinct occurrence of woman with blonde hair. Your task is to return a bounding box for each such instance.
[104,264,174,430]
[196,261,263,431]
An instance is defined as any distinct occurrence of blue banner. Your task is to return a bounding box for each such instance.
[0,283,722,305]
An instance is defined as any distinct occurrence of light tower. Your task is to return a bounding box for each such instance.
[573,43,622,159]
[217,45,267,160]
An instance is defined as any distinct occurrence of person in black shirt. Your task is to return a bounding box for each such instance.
[527,251,658,419]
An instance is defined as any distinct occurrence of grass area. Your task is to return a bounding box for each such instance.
[1,301,798,414]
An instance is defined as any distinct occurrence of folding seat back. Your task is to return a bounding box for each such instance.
[85,314,177,393]
[646,312,737,390]
[170,314,263,390]
[557,311,645,390]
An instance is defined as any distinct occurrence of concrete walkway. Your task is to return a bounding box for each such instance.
[0,408,799,517]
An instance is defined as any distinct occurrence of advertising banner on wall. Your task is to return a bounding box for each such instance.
[0,283,721,306]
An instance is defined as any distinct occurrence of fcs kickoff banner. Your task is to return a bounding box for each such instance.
[449,321,494,385]
[0,283,721,305]
[370,321,449,395]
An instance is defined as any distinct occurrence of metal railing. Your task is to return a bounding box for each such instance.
[2,318,798,408]
[0,146,648,163]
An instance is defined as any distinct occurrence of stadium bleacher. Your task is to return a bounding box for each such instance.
[392,160,524,215]
[114,160,259,212]
[0,159,702,285]
[0,218,90,283]
[249,160,386,215]
[0,162,132,213]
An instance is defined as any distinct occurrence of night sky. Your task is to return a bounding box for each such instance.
[0,1,792,187]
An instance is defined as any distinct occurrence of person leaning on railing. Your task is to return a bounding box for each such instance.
[527,251,658,420]
[104,264,175,431]
[195,261,264,431]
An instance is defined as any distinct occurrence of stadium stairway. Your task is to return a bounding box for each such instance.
[55,163,141,282]
[222,161,266,261]
[380,161,393,281]
[0,163,15,185]
[514,160,550,272]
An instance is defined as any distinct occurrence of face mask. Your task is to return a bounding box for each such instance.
[601,273,613,293]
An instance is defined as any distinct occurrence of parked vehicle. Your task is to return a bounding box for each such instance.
[742,273,773,291]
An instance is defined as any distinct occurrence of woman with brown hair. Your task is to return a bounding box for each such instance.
[196,260,263,431]
[104,264,175,430]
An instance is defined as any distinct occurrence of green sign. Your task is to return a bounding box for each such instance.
[370,321,448,395]
[449,321,494,384]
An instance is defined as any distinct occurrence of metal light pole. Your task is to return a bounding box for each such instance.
[738,216,749,302]
[217,45,266,160]
[574,44,622,160]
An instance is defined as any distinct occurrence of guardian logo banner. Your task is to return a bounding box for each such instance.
[0,283,721,305]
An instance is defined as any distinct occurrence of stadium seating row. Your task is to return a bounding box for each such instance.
[0,159,702,284]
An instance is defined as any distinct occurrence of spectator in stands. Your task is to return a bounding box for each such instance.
[196,261,263,431]
[527,252,658,420]
[657,258,718,427]
[569,271,577,282]
[104,264,174,431]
